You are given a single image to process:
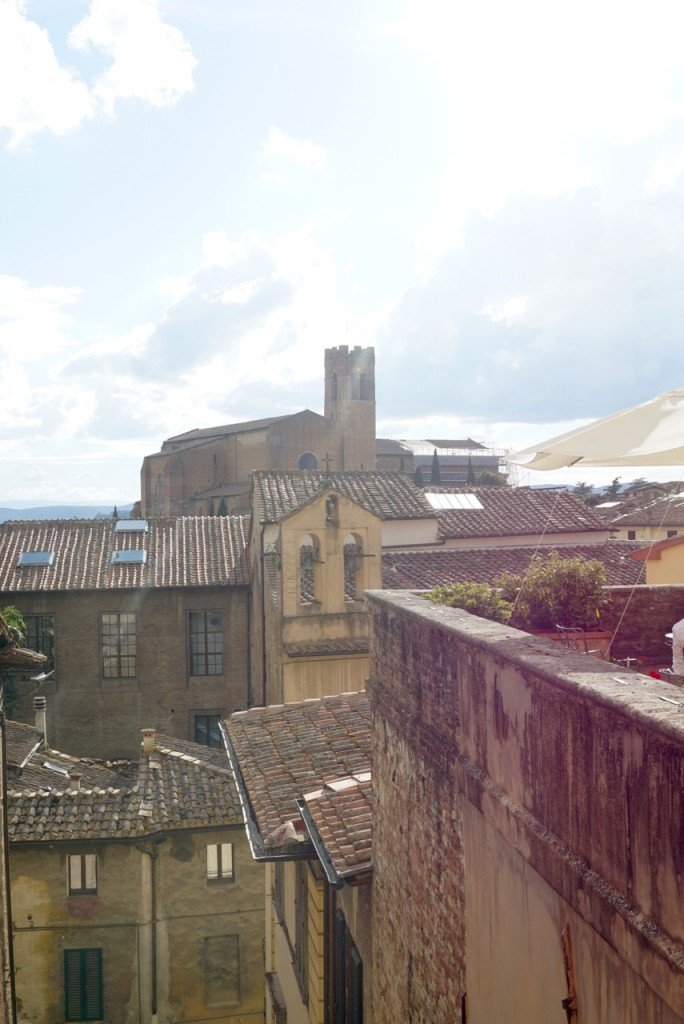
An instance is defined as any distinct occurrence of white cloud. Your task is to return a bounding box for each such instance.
[0,0,94,148]
[0,0,196,148]
[0,274,83,360]
[264,126,328,173]
[69,0,197,114]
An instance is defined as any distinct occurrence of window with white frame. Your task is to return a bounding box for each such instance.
[68,853,97,895]
[206,842,234,882]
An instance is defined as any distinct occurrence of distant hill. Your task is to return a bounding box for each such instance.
[0,504,136,523]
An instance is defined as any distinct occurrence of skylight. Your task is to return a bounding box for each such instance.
[17,551,55,567]
[114,519,148,533]
[425,493,484,510]
[110,550,147,565]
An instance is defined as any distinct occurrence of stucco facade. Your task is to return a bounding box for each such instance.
[251,489,382,706]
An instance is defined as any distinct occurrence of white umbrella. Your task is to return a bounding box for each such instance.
[510,388,684,470]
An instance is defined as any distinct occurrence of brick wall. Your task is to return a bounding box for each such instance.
[7,586,250,758]
[367,590,684,1024]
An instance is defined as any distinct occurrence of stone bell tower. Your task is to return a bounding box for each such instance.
[324,346,376,471]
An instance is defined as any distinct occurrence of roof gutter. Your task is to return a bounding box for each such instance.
[297,798,372,891]
[221,722,313,863]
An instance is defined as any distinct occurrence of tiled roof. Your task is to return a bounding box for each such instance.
[252,471,434,524]
[4,720,42,769]
[165,414,289,446]
[375,439,412,456]
[284,638,369,658]
[429,487,607,540]
[381,541,646,590]
[609,493,684,528]
[0,515,251,592]
[7,732,241,842]
[300,773,372,882]
[425,438,486,450]
[8,746,135,792]
[225,691,371,855]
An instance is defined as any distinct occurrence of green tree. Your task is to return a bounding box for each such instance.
[217,498,228,516]
[112,505,119,521]
[573,481,594,504]
[413,465,424,486]
[466,456,476,486]
[605,477,621,500]
[476,469,507,486]
[430,449,441,485]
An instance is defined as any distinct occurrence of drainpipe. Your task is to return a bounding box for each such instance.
[0,701,17,1023]
[136,836,166,1021]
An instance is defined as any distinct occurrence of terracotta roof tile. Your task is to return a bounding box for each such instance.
[252,471,434,524]
[7,732,240,842]
[0,516,251,592]
[226,691,371,853]
[381,541,646,590]
[284,638,369,658]
[301,773,372,880]
[4,720,42,769]
[426,487,608,540]
[609,493,684,528]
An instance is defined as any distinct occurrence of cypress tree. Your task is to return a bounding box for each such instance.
[430,449,441,485]
[413,465,424,486]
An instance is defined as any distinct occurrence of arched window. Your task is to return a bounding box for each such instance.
[344,534,363,602]
[300,534,320,605]
[299,452,318,470]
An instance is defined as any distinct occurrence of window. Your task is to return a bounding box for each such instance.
[204,935,240,1007]
[24,614,54,672]
[627,530,636,540]
[667,530,678,538]
[114,519,148,533]
[343,534,363,603]
[299,535,320,606]
[189,612,223,676]
[273,861,284,922]
[294,862,308,1002]
[68,854,97,895]
[195,714,222,748]
[331,909,363,1024]
[206,842,234,882]
[298,452,318,470]
[101,613,136,678]
[110,550,146,565]
[17,550,54,567]
[64,948,103,1022]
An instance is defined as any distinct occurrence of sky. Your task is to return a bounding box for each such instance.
[3,0,684,502]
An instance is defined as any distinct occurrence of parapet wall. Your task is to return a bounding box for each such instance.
[367,590,684,1024]
[602,584,684,664]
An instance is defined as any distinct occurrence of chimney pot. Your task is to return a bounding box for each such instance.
[141,729,155,757]
[33,696,47,746]
[68,772,82,792]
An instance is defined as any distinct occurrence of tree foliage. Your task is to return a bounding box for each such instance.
[424,582,512,623]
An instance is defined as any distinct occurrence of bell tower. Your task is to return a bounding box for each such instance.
[324,346,376,470]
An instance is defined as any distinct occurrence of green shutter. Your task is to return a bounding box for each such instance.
[349,945,363,1024]
[335,908,346,1022]
[64,948,103,1021]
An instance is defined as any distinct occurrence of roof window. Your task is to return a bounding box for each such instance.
[114,519,148,533]
[17,551,55,567]
[425,493,484,510]
[110,550,147,565]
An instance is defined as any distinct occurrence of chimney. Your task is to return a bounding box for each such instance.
[140,728,155,757]
[68,771,82,792]
[33,696,47,747]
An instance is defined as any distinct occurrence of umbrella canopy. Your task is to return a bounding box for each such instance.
[510,388,684,470]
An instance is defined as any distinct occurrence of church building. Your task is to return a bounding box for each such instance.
[140,346,376,517]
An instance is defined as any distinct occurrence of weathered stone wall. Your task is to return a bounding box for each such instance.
[602,584,684,664]
[367,590,684,1024]
[6,586,250,758]
[11,827,264,1024]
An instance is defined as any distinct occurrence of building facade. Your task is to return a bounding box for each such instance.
[140,346,377,518]
[0,517,251,758]
[7,724,265,1024]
